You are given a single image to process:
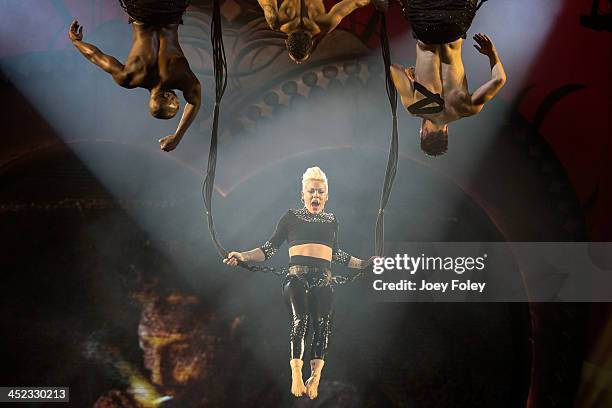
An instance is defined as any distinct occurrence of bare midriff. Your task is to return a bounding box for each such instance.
[289,243,332,260]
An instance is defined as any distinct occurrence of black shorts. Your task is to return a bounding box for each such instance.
[120,0,188,25]
[398,0,479,44]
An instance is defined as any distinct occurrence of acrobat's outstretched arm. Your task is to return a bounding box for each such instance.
[69,20,125,80]
[319,0,371,33]
[390,64,417,112]
[258,0,280,30]
[159,81,201,152]
[470,33,506,107]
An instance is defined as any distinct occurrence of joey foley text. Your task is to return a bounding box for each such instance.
[371,254,487,294]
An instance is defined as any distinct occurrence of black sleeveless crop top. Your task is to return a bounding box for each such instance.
[260,208,351,267]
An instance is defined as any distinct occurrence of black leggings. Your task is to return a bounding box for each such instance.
[283,266,334,361]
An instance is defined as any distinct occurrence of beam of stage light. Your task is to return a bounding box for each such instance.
[0,2,214,276]
[455,0,564,234]
[0,47,206,275]
[463,0,565,98]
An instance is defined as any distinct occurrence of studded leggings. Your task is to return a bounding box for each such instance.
[283,265,334,360]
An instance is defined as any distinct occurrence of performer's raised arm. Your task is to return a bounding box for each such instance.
[68,21,125,81]
[258,0,280,30]
[470,33,506,107]
[159,81,201,151]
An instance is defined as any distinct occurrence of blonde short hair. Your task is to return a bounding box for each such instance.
[302,166,328,190]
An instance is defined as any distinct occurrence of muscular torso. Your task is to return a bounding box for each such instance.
[157,25,197,91]
[116,22,159,89]
[115,23,197,93]
[412,39,478,124]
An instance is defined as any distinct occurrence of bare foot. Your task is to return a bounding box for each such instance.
[305,375,320,400]
[290,359,306,397]
[291,376,307,397]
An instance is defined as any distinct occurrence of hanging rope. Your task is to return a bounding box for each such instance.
[375,12,399,257]
[202,0,228,262]
[476,0,488,11]
[201,0,285,276]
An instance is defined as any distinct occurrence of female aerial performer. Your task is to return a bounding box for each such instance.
[257,0,387,63]
[390,0,506,156]
[68,0,200,152]
[223,167,372,399]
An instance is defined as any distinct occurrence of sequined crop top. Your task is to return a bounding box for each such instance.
[260,208,351,268]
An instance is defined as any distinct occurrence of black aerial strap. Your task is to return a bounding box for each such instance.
[202,0,228,262]
[375,12,399,258]
[202,0,284,276]
[476,0,488,11]
[407,81,445,115]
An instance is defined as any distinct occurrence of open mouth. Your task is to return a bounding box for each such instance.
[311,200,320,210]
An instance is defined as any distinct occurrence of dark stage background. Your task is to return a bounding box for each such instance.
[0,0,610,407]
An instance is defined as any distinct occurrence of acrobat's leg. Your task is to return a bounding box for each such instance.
[305,284,334,400]
[283,277,309,397]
